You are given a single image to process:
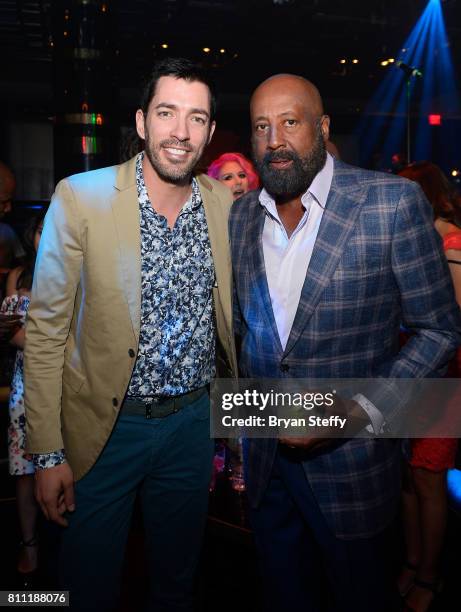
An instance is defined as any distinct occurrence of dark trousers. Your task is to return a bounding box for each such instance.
[249,447,400,612]
[58,393,214,612]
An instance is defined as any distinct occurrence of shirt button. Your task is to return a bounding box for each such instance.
[112,398,118,407]
[128,349,135,358]
[280,364,290,373]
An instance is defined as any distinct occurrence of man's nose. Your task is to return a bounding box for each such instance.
[267,125,284,150]
[170,116,190,142]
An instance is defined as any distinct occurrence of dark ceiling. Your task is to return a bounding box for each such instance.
[1,1,460,124]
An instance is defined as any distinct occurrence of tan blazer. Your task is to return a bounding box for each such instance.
[24,156,237,480]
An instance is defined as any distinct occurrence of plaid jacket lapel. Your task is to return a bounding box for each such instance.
[284,163,366,356]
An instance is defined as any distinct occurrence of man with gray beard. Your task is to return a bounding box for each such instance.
[229,74,460,611]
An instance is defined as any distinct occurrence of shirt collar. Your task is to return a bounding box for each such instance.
[136,151,202,213]
[259,152,334,215]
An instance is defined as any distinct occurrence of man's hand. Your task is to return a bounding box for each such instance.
[279,398,372,452]
[35,463,75,527]
[278,435,332,452]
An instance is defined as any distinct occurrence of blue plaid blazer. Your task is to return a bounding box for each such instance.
[229,159,461,539]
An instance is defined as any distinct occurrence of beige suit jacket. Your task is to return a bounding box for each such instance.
[24,156,237,480]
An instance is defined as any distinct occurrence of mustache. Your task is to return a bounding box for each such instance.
[262,150,298,165]
[160,139,194,152]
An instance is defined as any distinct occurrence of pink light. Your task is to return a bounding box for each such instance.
[428,114,441,126]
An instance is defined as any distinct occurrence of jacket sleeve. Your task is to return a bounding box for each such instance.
[24,178,84,453]
[366,180,461,426]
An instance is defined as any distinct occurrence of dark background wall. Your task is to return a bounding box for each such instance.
[1,0,460,204]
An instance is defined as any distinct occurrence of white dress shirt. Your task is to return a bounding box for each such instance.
[260,153,333,350]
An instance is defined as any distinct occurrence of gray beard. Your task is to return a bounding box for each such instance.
[254,125,327,199]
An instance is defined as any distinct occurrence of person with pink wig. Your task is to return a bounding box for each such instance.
[208,152,259,200]
[208,152,259,493]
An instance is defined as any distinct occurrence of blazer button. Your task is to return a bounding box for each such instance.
[112,398,119,407]
[280,364,290,373]
[128,349,136,358]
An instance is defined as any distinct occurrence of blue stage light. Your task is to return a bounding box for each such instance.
[357,0,460,172]
[447,469,461,513]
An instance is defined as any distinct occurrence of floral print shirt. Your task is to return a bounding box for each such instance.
[127,152,215,397]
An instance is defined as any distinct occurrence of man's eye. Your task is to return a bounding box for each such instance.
[285,119,297,127]
[254,124,268,132]
[158,111,172,117]
[192,116,206,124]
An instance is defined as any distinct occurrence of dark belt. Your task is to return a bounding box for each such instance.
[121,386,208,419]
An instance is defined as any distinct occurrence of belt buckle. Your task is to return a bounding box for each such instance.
[146,396,168,419]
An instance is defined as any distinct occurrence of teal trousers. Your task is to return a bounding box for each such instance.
[58,392,214,611]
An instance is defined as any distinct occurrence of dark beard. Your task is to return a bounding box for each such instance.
[253,123,327,199]
[144,135,198,185]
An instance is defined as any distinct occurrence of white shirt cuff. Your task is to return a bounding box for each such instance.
[352,393,385,435]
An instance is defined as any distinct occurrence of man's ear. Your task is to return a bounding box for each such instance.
[320,115,330,142]
[207,120,216,145]
[135,109,146,140]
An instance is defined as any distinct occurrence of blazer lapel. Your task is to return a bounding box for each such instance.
[110,156,141,339]
[245,196,283,353]
[199,174,233,332]
[284,164,366,356]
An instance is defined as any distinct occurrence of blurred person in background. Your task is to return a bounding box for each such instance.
[398,161,461,612]
[1,209,46,583]
[0,224,25,388]
[391,152,408,174]
[0,162,25,303]
[0,161,16,221]
[208,153,258,491]
[208,152,259,200]
[0,223,25,303]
